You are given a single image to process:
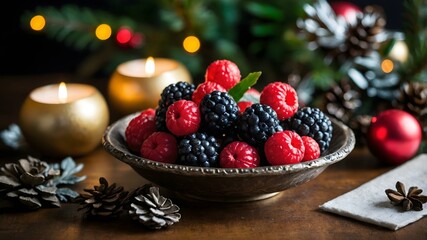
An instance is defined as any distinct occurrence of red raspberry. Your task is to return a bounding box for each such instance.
[205,59,241,90]
[166,100,201,137]
[125,108,156,153]
[260,82,298,121]
[220,141,260,168]
[237,101,253,113]
[246,88,261,98]
[141,132,177,164]
[192,81,226,105]
[264,130,305,165]
[301,136,320,162]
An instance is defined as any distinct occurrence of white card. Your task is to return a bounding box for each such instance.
[319,154,427,230]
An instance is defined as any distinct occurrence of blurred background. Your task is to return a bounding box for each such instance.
[1,0,402,79]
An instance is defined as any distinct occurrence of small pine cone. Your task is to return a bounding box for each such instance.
[349,114,372,147]
[0,156,60,210]
[76,177,128,219]
[129,185,181,230]
[394,82,427,118]
[344,5,386,59]
[325,80,361,123]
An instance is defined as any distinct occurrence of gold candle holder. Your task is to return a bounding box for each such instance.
[108,57,192,115]
[19,83,109,157]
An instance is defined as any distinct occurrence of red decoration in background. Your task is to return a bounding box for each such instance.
[116,27,133,45]
[330,1,361,24]
[129,32,144,48]
[116,27,144,48]
[367,109,422,165]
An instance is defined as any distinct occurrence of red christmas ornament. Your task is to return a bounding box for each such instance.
[367,109,422,165]
[330,1,361,24]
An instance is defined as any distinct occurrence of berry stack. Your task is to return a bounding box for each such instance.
[125,59,333,168]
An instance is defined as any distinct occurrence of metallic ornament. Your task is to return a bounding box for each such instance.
[108,58,192,115]
[19,83,109,157]
[367,109,422,165]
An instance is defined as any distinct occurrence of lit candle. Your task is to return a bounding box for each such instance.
[108,57,192,115]
[19,82,109,157]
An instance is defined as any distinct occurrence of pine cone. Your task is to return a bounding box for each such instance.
[298,1,388,64]
[325,80,361,123]
[297,0,347,52]
[75,177,128,219]
[0,156,60,210]
[394,82,427,118]
[128,185,181,230]
[344,5,386,59]
[349,114,372,147]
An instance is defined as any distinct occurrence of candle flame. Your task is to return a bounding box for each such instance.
[58,82,68,103]
[145,57,155,77]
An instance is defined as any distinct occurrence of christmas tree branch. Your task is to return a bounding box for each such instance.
[400,0,427,82]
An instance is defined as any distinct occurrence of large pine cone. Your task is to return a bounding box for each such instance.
[128,185,181,230]
[344,5,386,59]
[394,82,427,117]
[76,177,128,219]
[0,156,60,209]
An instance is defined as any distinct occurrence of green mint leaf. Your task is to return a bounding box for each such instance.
[228,71,262,102]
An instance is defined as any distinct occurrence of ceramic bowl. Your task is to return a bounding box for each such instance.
[102,113,355,202]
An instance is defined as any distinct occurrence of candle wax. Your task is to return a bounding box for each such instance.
[30,84,95,104]
[118,59,179,78]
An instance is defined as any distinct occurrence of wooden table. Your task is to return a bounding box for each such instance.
[0,74,425,239]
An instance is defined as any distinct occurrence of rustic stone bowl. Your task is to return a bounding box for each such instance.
[102,113,355,202]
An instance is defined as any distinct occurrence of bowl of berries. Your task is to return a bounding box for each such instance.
[103,60,355,202]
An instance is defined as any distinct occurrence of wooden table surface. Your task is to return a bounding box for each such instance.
[0,74,426,240]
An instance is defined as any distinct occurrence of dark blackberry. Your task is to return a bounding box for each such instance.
[155,82,195,131]
[177,133,220,167]
[237,103,283,147]
[281,107,333,153]
[199,91,239,136]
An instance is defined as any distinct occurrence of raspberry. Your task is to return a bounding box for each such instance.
[166,100,201,137]
[237,101,253,113]
[220,141,260,168]
[141,132,178,164]
[177,132,220,167]
[264,130,305,165]
[125,108,156,153]
[192,81,226,105]
[204,59,241,90]
[260,82,298,121]
[237,103,283,147]
[301,136,320,162]
[155,82,195,131]
[281,107,333,153]
[200,91,239,136]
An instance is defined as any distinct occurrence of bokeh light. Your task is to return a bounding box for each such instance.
[95,24,112,40]
[116,27,132,44]
[30,15,46,31]
[381,59,394,73]
[183,35,200,53]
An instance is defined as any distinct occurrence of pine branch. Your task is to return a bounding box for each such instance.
[400,0,427,82]
[21,5,139,51]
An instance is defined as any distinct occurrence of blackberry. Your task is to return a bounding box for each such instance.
[237,103,283,147]
[177,133,220,167]
[281,107,333,153]
[155,82,195,131]
[199,91,239,136]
